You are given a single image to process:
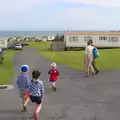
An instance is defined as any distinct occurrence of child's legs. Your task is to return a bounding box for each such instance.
[20,90,25,106]
[35,104,42,114]
[52,81,56,87]
[24,97,30,106]
[34,104,42,120]
[20,98,25,107]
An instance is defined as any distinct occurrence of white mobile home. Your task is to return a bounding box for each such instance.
[47,36,55,41]
[64,31,120,48]
[0,37,7,48]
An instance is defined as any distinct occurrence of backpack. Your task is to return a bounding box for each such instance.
[93,48,99,59]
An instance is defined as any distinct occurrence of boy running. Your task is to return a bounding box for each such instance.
[16,65,30,112]
[28,70,44,120]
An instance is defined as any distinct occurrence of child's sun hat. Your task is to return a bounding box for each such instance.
[21,65,29,72]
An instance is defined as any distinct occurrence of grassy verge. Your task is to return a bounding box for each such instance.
[0,50,18,84]
[23,41,120,70]
[7,42,120,76]
[0,42,51,84]
[27,41,119,70]
[40,49,120,70]
[25,41,51,51]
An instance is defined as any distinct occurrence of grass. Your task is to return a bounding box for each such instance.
[0,41,51,84]
[2,41,119,85]
[0,50,19,84]
[23,41,120,70]
[40,49,120,70]
[31,42,120,70]
[25,41,51,51]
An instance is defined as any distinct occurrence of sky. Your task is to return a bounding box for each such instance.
[0,0,120,30]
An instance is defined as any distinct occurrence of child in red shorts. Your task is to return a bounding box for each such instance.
[48,62,59,91]
[23,90,30,108]
[16,65,30,112]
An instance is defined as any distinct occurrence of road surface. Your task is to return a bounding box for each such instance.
[0,49,120,120]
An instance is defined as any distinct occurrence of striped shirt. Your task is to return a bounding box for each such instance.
[16,73,30,91]
[28,80,44,98]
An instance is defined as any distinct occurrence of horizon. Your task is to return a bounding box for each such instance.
[0,29,120,32]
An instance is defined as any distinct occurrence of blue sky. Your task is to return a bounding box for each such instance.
[0,0,120,30]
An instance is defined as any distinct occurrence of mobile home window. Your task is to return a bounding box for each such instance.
[99,37,107,40]
[108,37,118,42]
[0,40,5,44]
[84,36,92,42]
[69,36,78,42]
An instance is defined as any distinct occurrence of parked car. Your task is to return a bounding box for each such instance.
[14,44,23,50]
[7,42,29,49]
[20,42,29,47]
[35,39,42,42]
[7,44,15,49]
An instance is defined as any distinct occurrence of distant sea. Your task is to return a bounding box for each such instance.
[0,31,65,37]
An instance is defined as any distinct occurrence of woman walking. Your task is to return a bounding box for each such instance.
[84,40,94,77]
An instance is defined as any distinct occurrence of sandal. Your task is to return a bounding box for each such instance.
[84,74,89,77]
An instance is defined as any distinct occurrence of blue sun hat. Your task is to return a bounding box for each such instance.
[21,65,29,72]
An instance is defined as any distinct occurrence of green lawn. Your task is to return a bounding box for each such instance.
[0,50,18,84]
[26,41,51,51]
[24,41,120,70]
[0,41,51,84]
[39,46,120,70]
[1,41,119,85]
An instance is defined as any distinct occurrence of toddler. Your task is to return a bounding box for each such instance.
[48,62,59,91]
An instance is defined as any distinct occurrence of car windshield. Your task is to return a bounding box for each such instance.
[16,44,21,46]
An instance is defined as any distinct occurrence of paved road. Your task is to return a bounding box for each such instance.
[0,49,120,120]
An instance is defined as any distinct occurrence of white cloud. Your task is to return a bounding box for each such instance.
[60,0,120,7]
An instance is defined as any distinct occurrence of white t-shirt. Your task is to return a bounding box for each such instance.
[85,45,94,59]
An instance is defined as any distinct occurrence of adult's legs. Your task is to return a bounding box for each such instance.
[92,59,99,74]
[84,59,95,77]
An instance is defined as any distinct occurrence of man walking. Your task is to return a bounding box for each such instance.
[89,40,99,74]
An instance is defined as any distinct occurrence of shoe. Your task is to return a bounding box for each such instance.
[23,106,27,112]
[95,70,99,75]
[54,87,57,91]
[84,74,89,77]
[52,86,57,91]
